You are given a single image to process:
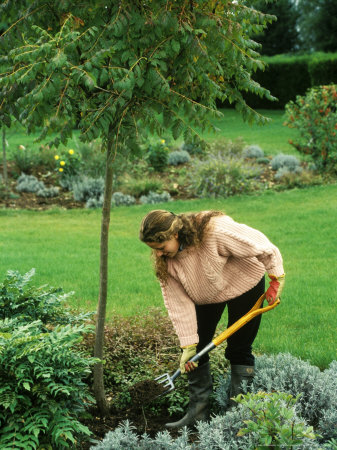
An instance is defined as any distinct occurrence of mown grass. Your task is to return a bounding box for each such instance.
[1,184,336,368]
[5,108,298,158]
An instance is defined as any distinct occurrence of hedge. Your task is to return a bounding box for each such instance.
[228,52,337,109]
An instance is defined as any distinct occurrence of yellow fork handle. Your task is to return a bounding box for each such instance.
[212,293,280,347]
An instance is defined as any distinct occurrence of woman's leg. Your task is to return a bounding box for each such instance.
[195,301,226,367]
[225,277,265,366]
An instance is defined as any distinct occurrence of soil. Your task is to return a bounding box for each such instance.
[80,382,183,449]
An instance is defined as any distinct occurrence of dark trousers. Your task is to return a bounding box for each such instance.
[195,277,265,367]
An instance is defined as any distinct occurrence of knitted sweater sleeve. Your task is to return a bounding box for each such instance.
[160,276,199,347]
[213,216,284,277]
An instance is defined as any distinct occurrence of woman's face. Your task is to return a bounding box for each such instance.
[146,233,180,258]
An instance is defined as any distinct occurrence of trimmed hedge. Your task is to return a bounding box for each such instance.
[229,52,337,109]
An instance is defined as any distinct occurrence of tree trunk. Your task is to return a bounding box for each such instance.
[93,132,115,416]
[2,128,8,201]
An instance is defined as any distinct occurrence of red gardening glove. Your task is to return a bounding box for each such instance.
[266,274,285,305]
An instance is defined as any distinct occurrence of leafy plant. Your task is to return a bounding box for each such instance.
[216,353,337,444]
[54,148,81,176]
[0,319,96,448]
[146,141,170,172]
[236,392,316,448]
[0,268,92,326]
[11,145,39,174]
[284,84,337,172]
[120,177,164,198]
[0,269,97,448]
[15,173,59,197]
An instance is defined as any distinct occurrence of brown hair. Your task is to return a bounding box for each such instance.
[139,209,224,282]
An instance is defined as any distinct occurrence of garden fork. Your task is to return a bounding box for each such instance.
[155,292,280,396]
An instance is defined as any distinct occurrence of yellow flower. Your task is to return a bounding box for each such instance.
[60,161,65,166]
[160,139,165,144]
[54,155,60,160]
[68,149,74,155]
[59,168,64,172]
[19,145,26,150]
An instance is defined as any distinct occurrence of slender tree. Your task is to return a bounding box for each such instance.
[0,0,274,415]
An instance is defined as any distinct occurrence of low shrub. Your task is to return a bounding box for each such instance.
[111,191,136,207]
[168,150,191,166]
[139,191,172,204]
[271,153,301,171]
[11,145,39,174]
[72,176,105,202]
[188,154,261,198]
[16,173,59,197]
[120,177,164,198]
[181,140,205,156]
[216,353,337,444]
[243,144,264,159]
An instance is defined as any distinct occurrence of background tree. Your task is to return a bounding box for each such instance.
[251,0,299,55]
[297,0,337,52]
[0,0,274,415]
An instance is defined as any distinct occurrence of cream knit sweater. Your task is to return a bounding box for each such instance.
[160,215,284,347]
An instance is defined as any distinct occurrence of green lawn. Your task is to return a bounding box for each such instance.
[1,184,336,368]
[5,108,298,158]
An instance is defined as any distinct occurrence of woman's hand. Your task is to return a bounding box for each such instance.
[266,274,285,305]
[180,344,198,374]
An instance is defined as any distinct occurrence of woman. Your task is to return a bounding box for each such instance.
[139,209,285,428]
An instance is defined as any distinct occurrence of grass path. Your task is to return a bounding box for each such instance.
[1,183,336,368]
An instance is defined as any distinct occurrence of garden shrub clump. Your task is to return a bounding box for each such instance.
[94,352,336,449]
[0,269,96,448]
[16,173,59,198]
[139,191,172,204]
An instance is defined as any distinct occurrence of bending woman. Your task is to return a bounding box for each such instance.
[139,209,285,428]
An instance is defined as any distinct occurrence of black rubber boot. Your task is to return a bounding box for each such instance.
[165,362,213,429]
[229,364,255,407]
